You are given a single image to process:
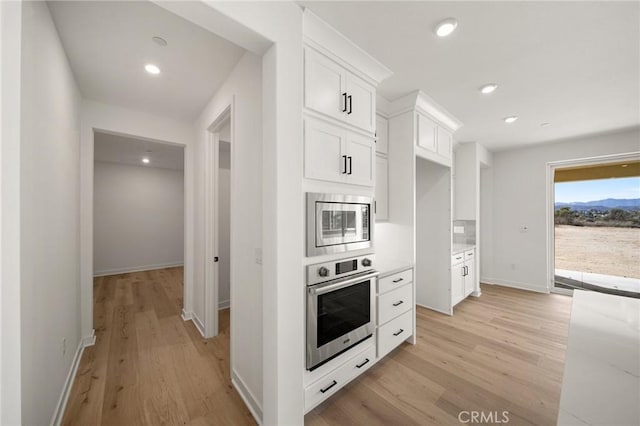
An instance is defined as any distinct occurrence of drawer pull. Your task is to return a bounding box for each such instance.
[393,329,404,337]
[392,300,404,307]
[392,278,404,283]
[320,380,338,394]
[356,358,370,369]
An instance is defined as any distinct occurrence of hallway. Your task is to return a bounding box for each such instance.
[62,268,254,425]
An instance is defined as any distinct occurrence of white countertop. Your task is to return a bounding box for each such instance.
[452,243,475,254]
[558,291,640,426]
[375,259,413,278]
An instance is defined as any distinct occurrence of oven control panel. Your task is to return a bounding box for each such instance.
[307,254,375,286]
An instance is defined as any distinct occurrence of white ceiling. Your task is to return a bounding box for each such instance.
[94,132,184,171]
[48,1,246,121]
[300,1,640,150]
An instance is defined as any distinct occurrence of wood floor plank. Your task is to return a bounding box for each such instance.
[62,267,255,426]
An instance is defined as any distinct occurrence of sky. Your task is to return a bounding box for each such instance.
[555,177,640,203]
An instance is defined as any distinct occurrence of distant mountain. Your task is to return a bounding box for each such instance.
[555,198,640,211]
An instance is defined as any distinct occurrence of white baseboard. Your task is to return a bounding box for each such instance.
[481,277,549,294]
[93,262,184,277]
[191,312,205,337]
[181,308,192,321]
[416,302,452,316]
[51,332,95,426]
[218,299,230,310]
[81,329,96,347]
[232,369,262,425]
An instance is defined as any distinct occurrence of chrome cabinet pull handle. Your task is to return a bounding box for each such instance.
[392,300,404,307]
[356,358,370,369]
[393,329,404,337]
[320,380,338,393]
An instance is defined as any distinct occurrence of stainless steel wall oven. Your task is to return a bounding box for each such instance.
[306,255,377,370]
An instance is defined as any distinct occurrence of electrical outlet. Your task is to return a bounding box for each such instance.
[62,338,67,356]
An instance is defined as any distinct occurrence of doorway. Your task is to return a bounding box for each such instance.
[548,153,640,297]
[204,107,233,340]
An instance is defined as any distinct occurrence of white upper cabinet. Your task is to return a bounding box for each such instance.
[304,47,376,134]
[417,113,438,153]
[304,118,346,183]
[375,115,388,155]
[304,48,346,123]
[345,73,376,133]
[437,126,453,158]
[375,155,389,221]
[416,111,454,162]
[304,118,375,187]
[345,131,375,186]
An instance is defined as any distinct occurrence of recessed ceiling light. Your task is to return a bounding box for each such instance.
[503,116,518,124]
[435,18,458,37]
[541,122,551,127]
[144,64,160,75]
[142,157,150,164]
[479,84,498,94]
[152,36,167,46]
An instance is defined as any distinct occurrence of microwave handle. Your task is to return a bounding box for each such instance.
[309,271,379,296]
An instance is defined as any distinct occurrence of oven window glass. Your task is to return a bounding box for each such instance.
[317,280,370,347]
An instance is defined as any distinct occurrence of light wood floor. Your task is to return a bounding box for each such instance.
[62,267,255,426]
[63,270,572,425]
[306,285,572,426]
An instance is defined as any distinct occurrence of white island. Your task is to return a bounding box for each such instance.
[558,290,640,425]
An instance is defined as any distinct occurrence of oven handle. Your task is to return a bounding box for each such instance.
[309,271,379,296]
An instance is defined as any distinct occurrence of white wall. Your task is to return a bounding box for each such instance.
[1,1,23,424]
[194,51,264,418]
[93,161,184,275]
[19,2,82,425]
[481,127,640,292]
[218,147,230,308]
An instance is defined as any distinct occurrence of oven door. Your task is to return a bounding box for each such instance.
[306,271,377,370]
[307,193,373,256]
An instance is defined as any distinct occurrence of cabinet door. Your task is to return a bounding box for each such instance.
[304,48,346,121]
[437,126,452,159]
[375,155,388,221]
[345,73,376,133]
[451,262,464,305]
[375,115,388,155]
[304,118,346,184]
[345,132,375,187]
[417,113,437,152]
[464,260,475,296]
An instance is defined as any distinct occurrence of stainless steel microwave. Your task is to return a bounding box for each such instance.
[306,193,373,257]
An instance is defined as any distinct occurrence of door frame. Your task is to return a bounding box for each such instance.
[204,102,234,339]
[546,151,640,295]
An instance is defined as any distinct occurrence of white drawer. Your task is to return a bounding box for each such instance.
[377,309,413,359]
[378,282,413,325]
[304,344,376,412]
[451,252,465,265]
[464,249,475,261]
[378,268,413,294]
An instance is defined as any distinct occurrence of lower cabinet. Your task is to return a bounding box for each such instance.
[376,267,414,359]
[304,344,376,412]
[452,249,475,306]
